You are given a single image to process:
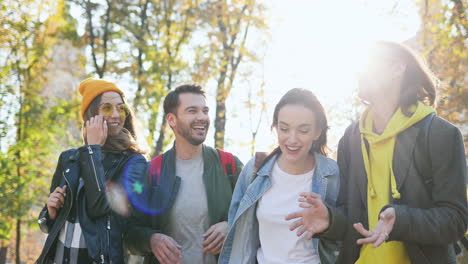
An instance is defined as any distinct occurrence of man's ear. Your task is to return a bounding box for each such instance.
[167,113,176,128]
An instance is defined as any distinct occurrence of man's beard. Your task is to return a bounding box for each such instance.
[177,120,208,146]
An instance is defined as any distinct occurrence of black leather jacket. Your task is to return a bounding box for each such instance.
[36,145,147,264]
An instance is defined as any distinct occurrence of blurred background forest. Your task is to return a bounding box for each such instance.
[0,0,467,263]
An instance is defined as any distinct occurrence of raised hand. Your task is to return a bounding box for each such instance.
[354,207,395,248]
[86,115,108,145]
[285,192,330,240]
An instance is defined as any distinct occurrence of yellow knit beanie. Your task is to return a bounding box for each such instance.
[79,78,124,119]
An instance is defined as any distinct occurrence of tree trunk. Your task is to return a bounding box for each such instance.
[0,241,7,264]
[15,219,20,264]
[214,90,226,149]
[154,118,167,157]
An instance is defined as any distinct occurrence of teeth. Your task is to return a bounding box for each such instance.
[287,146,300,151]
[109,123,119,127]
[193,126,205,129]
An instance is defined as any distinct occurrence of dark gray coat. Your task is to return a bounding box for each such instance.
[321,115,468,263]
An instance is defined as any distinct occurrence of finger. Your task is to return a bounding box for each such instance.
[94,117,99,128]
[48,201,60,209]
[298,197,316,204]
[373,232,388,248]
[103,120,108,135]
[285,211,302,221]
[308,197,323,208]
[306,232,313,240]
[288,218,303,231]
[165,240,182,258]
[353,223,373,237]
[61,185,67,196]
[202,231,218,247]
[300,192,321,200]
[90,117,95,127]
[155,249,172,264]
[53,186,63,193]
[211,245,222,255]
[92,115,98,127]
[357,234,378,245]
[99,115,104,130]
[205,238,223,254]
[163,243,181,263]
[204,233,224,252]
[167,236,182,250]
[50,197,59,204]
[86,120,90,128]
[53,193,65,206]
[57,194,65,205]
[299,202,313,208]
[379,208,394,221]
[53,188,65,199]
[296,225,308,237]
[203,225,215,238]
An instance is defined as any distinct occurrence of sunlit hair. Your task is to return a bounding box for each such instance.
[257,88,329,170]
[363,41,438,115]
[83,94,146,154]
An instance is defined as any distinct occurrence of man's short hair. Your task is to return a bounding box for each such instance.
[163,84,206,116]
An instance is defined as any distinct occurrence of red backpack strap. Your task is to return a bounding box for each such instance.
[216,149,236,176]
[149,154,163,185]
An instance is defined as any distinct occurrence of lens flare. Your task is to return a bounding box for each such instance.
[122,158,172,216]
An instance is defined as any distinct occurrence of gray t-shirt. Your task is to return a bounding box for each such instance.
[165,153,216,264]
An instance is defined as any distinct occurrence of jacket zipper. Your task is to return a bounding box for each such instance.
[63,172,74,211]
[107,215,111,264]
[87,146,101,192]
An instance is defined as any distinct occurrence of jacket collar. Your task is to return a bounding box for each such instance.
[68,149,80,161]
[256,152,336,178]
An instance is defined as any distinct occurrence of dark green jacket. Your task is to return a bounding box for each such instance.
[125,144,243,263]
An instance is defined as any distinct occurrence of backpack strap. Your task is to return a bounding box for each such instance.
[216,149,237,176]
[149,154,163,185]
[251,152,267,183]
[419,113,436,192]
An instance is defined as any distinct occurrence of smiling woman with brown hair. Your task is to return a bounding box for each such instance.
[36,78,147,264]
[219,88,340,264]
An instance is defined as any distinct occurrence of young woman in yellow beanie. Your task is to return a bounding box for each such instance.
[286,41,467,263]
[37,78,147,264]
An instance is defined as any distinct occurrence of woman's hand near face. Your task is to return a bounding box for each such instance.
[285,192,330,239]
[86,115,108,145]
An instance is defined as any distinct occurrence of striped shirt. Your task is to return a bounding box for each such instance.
[54,178,94,264]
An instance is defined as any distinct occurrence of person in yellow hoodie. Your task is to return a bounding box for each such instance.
[285,41,467,263]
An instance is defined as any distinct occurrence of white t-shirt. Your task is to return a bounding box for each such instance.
[256,162,320,264]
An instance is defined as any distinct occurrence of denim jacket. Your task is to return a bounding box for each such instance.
[219,152,340,264]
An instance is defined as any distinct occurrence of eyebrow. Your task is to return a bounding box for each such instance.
[99,102,124,106]
[185,106,209,111]
[279,121,312,127]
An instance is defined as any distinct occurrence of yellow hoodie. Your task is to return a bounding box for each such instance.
[355,102,435,264]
